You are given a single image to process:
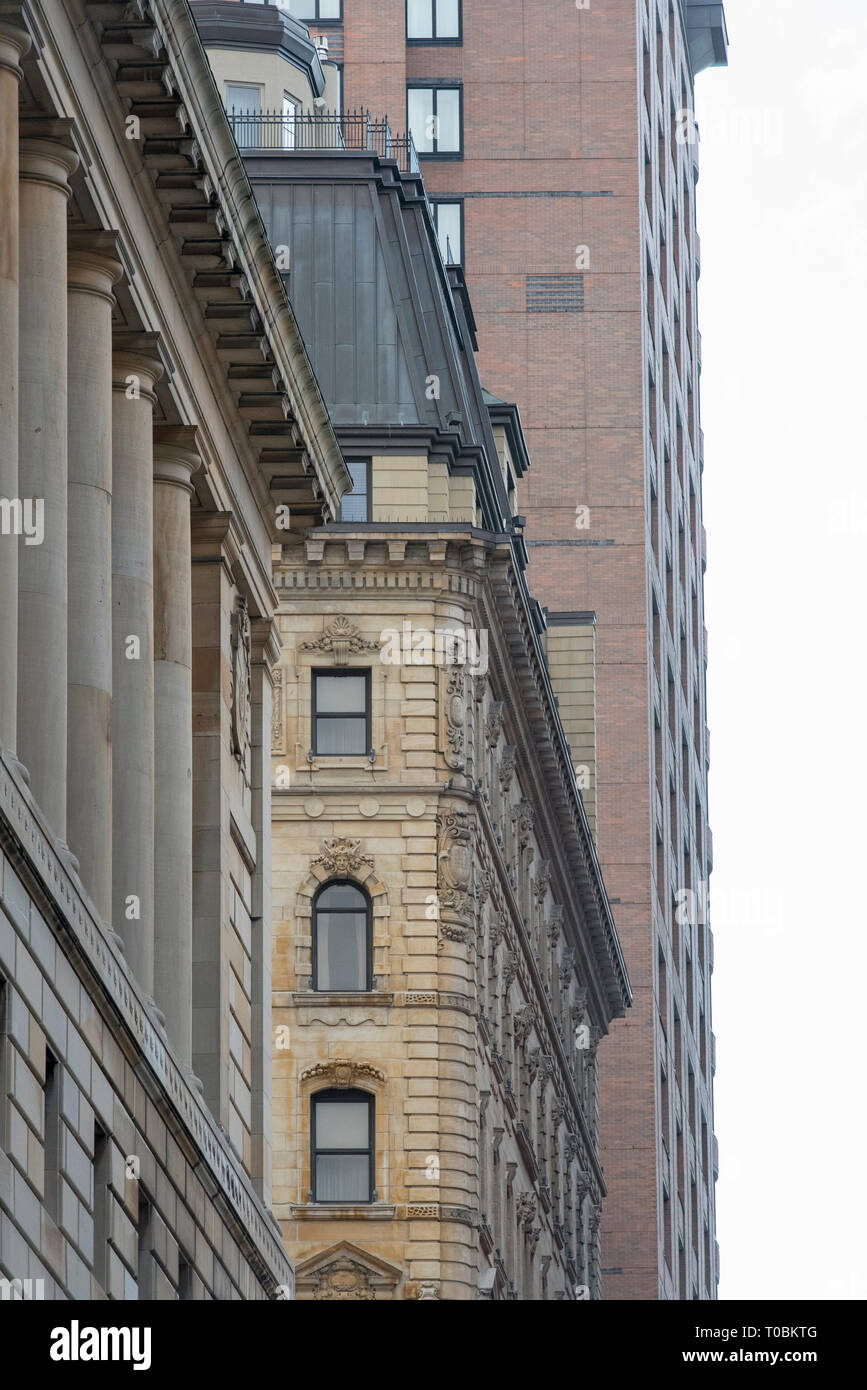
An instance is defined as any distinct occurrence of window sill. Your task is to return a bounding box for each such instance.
[286,1203,397,1221]
[288,991,394,1007]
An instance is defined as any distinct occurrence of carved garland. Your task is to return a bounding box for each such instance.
[300,1060,386,1090]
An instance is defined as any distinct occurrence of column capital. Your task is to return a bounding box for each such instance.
[0,13,30,79]
[19,117,79,194]
[190,509,246,577]
[153,424,200,492]
[112,330,164,402]
[67,228,124,304]
[251,616,282,670]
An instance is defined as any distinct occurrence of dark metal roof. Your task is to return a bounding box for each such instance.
[245,147,517,535]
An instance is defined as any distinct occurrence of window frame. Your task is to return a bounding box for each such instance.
[277,0,344,22]
[429,197,464,265]
[338,457,372,522]
[407,81,464,159]
[312,879,373,993]
[406,0,463,45]
[311,1088,375,1204]
[312,667,372,757]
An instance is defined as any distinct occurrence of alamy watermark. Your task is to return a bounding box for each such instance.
[0,498,44,546]
[380,619,489,675]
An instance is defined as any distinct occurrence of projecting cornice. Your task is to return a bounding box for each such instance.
[53,0,351,529]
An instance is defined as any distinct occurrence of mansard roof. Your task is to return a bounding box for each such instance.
[244,148,517,536]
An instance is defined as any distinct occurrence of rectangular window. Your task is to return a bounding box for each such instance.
[408,85,462,155]
[279,1,342,20]
[226,83,262,150]
[338,459,371,522]
[281,94,297,149]
[312,1091,374,1202]
[313,670,370,756]
[430,200,463,264]
[93,1124,109,1291]
[407,0,461,41]
[43,1049,60,1221]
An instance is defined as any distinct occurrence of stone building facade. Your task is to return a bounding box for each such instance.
[0,0,349,1300]
[229,0,725,1301]
[244,129,631,1297]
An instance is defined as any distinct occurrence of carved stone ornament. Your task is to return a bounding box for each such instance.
[230,594,252,770]
[488,913,506,951]
[486,699,505,749]
[511,798,535,848]
[442,664,467,771]
[300,615,383,666]
[516,1192,537,1230]
[475,867,492,912]
[301,1060,385,1089]
[537,1053,555,1084]
[312,837,374,879]
[474,672,489,703]
[502,950,519,988]
[534,860,552,905]
[547,903,564,944]
[526,1047,540,1082]
[271,664,285,753]
[559,947,575,987]
[436,808,474,942]
[513,1004,535,1047]
[313,1256,375,1301]
[499,744,517,789]
[551,1096,568,1128]
[416,1282,440,1300]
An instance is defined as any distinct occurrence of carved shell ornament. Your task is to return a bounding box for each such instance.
[230,594,252,770]
[300,615,383,666]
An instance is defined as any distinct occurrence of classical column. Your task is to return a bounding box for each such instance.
[250,615,280,1206]
[17,120,78,834]
[112,332,163,993]
[0,15,29,753]
[189,512,244,1118]
[153,425,199,1066]
[67,231,122,920]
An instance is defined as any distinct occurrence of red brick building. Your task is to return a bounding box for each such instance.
[206,0,726,1300]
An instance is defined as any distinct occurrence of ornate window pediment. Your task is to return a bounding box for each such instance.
[295,1241,402,1301]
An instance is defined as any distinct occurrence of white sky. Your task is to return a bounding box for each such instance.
[697,0,867,1300]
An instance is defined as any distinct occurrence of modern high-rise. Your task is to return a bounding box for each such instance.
[251,0,727,1299]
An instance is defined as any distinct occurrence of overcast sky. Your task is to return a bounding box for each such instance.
[696,0,867,1300]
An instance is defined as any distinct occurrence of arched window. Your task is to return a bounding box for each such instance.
[312,1089,374,1203]
[312,881,371,991]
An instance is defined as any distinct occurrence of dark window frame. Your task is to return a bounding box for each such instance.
[312,879,373,992]
[407,81,464,159]
[406,0,463,45]
[338,457,372,522]
[312,667,371,757]
[429,196,465,265]
[311,1088,375,1204]
[272,0,344,21]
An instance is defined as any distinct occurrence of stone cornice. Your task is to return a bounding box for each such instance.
[272,529,631,1019]
[0,746,294,1298]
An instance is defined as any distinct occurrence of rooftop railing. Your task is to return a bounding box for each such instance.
[226,107,420,174]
